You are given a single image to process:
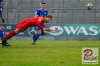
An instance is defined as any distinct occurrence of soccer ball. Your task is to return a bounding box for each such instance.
[86,3,93,10]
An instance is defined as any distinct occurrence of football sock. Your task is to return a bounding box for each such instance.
[0,30,4,39]
[33,33,40,43]
[3,30,16,40]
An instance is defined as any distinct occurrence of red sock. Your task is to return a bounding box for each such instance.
[3,31,16,40]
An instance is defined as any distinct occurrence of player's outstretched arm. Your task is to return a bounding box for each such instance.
[43,28,48,31]
[36,21,44,30]
[47,29,52,32]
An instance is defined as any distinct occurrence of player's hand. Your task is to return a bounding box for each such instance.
[43,28,48,31]
[2,19,5,23]
[47,29,52,32]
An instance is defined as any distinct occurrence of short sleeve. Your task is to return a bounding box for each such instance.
[46,10,48,15]
[36,17,45,30]
[35,9,40,16]
[38,17,45,23]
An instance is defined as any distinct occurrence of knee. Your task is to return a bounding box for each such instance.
[15,31,19,34]
[37,30,41,35]
[15,29,20,34]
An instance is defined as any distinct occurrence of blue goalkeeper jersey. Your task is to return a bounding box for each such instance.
[0,2,3,16]
[35,8,48,17]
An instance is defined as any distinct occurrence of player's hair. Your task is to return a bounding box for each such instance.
[45,15,53,20]
[41,2,46,5]
[0,0,3,2]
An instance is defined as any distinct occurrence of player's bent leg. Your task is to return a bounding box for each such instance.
[2,29,19,46]
[41,24,47,35]
[41,31,47,35]
[32,26,40,43]
[32,31,36,39]
[37,30,42,35]
[15,28,20,34]
[32,30,41,45]
[3,28,19,40]
[32,24,47,45]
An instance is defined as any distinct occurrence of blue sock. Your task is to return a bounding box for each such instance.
[33,33,40,43]
[0,30,4,39]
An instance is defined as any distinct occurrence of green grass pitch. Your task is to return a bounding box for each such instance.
[0,40,100,66]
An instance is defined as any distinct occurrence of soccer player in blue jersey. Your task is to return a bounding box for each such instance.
[0,0,11,46]
[32,2,52,45]
[0,0,4,44]
[0,0,4,22]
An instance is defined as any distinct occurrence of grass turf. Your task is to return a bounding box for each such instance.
[0,40,100,66]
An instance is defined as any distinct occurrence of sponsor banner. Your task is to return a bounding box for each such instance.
[1,24,100,37]
[47,24,100,37]
[82,48,98,64]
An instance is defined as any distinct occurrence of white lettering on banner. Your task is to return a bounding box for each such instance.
[61,26,100,36]
[64,26,79,35]
[6,26,11,29]
[17,32,24,35]
[77,26,88,35]
[5,31,10,35]
[89,26,98,35]
[4,31,24,35]
[2,26,11,29]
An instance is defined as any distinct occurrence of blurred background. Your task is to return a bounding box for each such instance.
[1,0,100,40]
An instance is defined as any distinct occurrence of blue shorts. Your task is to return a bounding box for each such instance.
[36,24,46,31]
